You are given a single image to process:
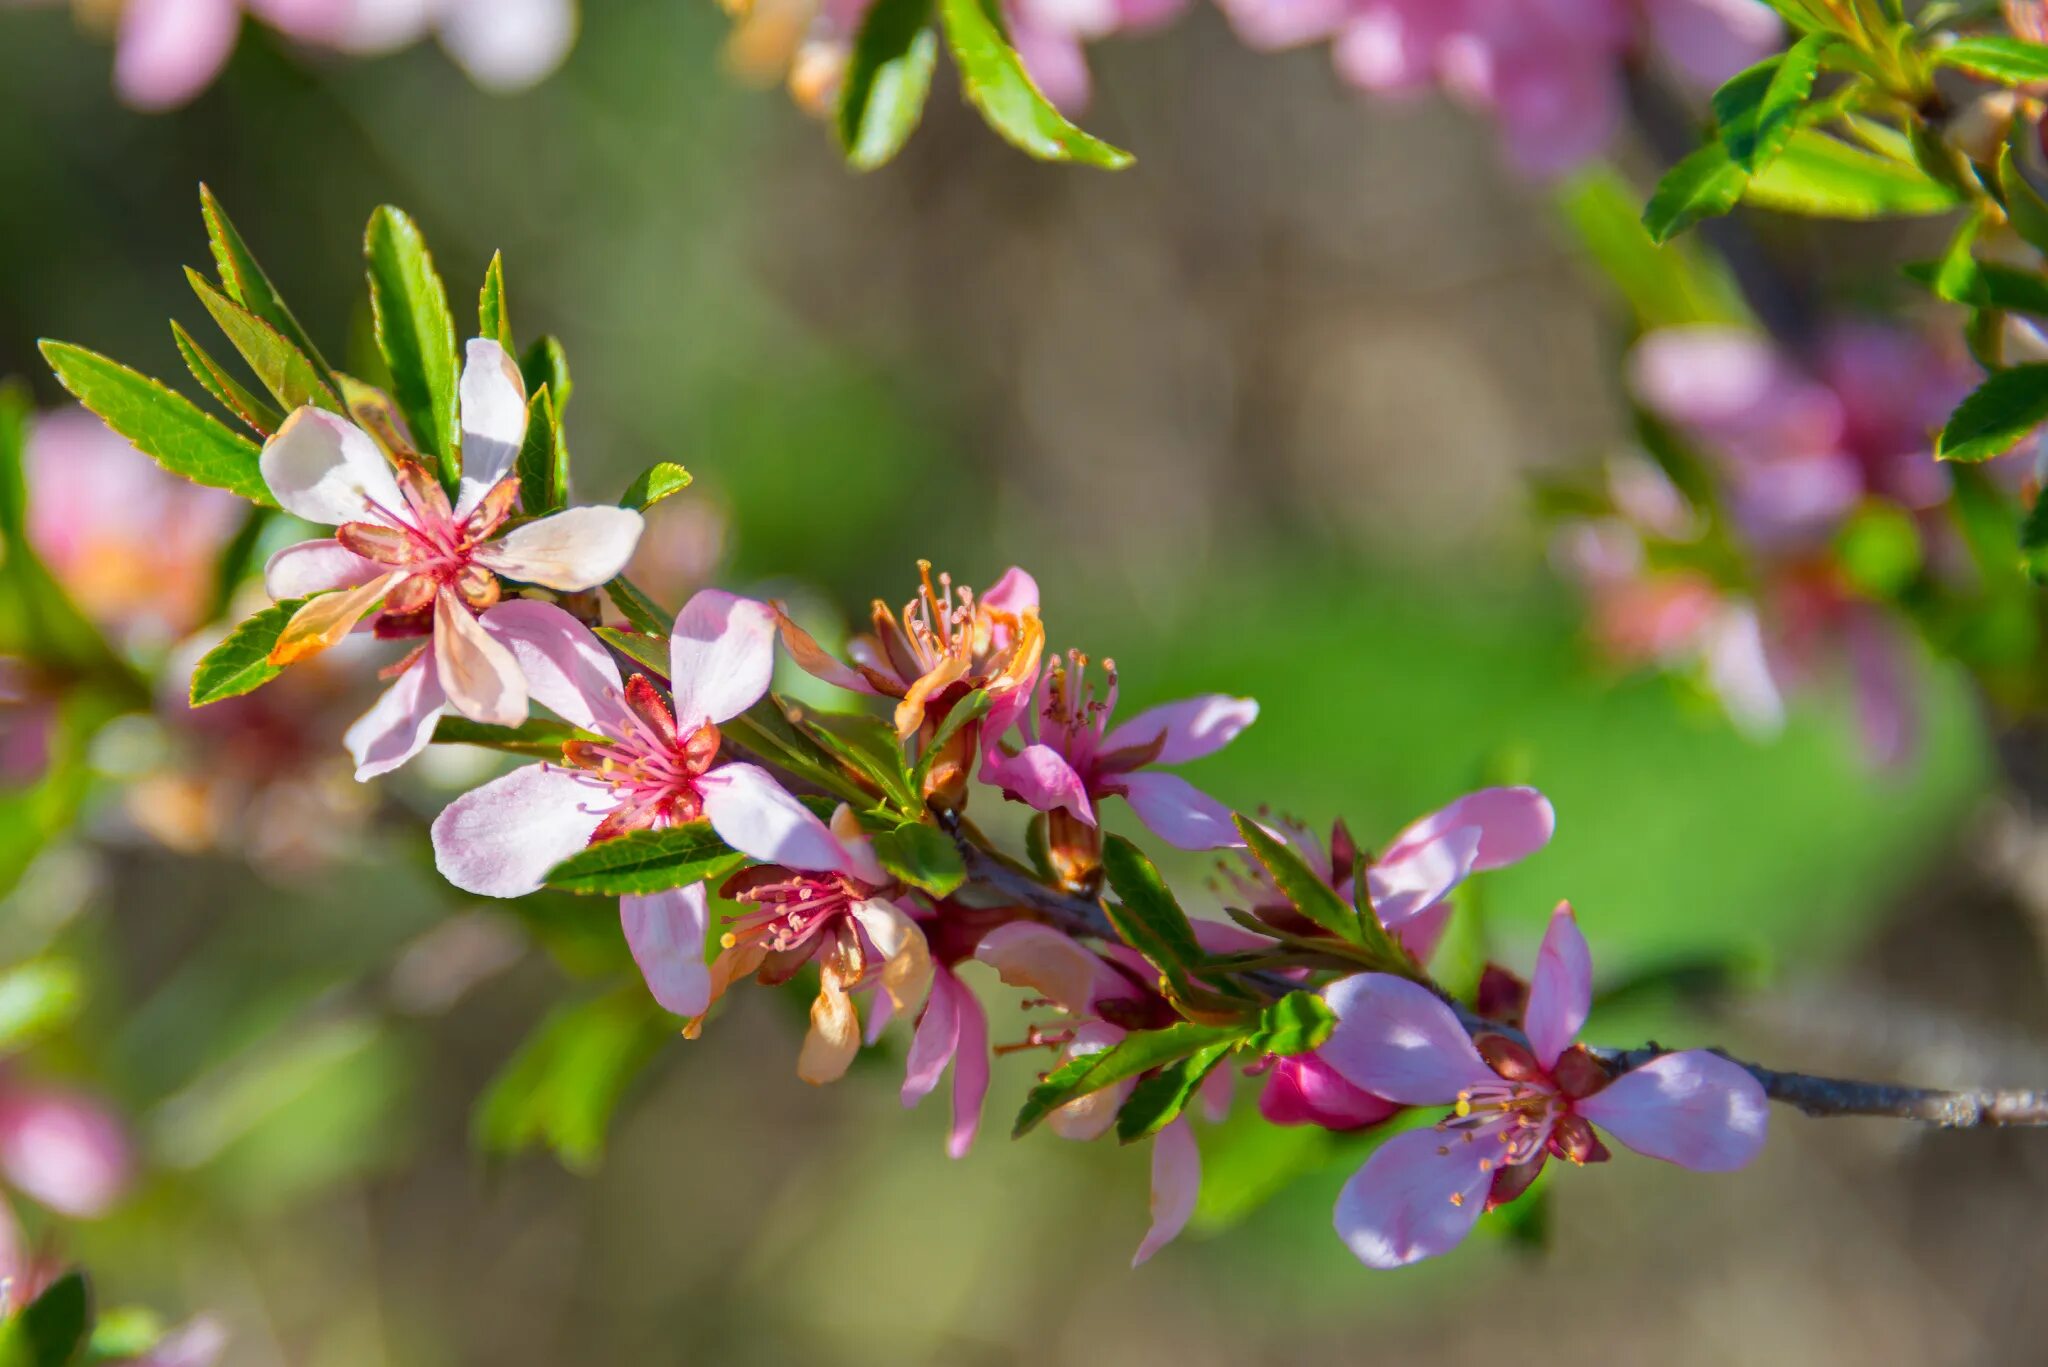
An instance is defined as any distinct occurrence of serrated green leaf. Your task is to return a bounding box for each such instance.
[1714,33,1832,173]
[472,989,666,1172]
[365,205,460,485]
[1933,35,2048,85]
[938,0,1133,168]
[1013,1019,1246,1137]
[39,341,271,505]
[515,386,565,516]
[0,1271,90,1367]
[1937,365,2048,462]
[186,268,343,416]
[1099,835,1235,1006]
[479,251,514,353]
[431,715,591,757]
[188,598,305,704]
[1233,814,1369,948]
[1743,129,1961,220]
[1115,1040,1235,1142]
[199,184,334,387]
[0,959,83,1057]
[543,823,745,896]
[838,0,938,170]
[170,320,283,436]
[1642,141,1749,243]
[1242,990,1337,1057]
[606,576,672,637]
[593,624,669,678]
[1999,134,2048,257]
[620,461,692,511]
[869,820,967,896]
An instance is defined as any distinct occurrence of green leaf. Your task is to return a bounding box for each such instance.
[837,0,939,170]
[170,320,284,436]
[1835,501,1923,597]
[207,505,274,620]
[869,820,967,897]
[1242,990,1337,1057]
[1642,141,1748,243]
[1099,835,1237,1005]
[479,251,514,353]
[543,822,745,896]
[83,1307,164,1362]
[910,686,992,794]
[1013,1020,1246,1137]
[188,598,305,704]
[1114,1041,1235,1142]
[1233,814,1369,947]
[1937,365,2048,462]
[0,385,126,675]
[720,706,881,809]
[938,0,1133,168]
[0,1271,90,1367]
[799,710,918,810]
[1714,33,1832,173]
[606,576,672,637]
[431,715,590,757]
[1742,129,1961,220]
[519,336,573,416]
[620,461,692,512]
[1557,169,1750,329]
[473,990,667,1172]
[364,205,460,484]
[186,268,342,416]
[2021,490,2048,583]
[594,624,669,678]
[199,184,334,387]
[39,342,271,505]
[1999,134,2048,256]
[0,959,84,1057]
[1933,35,2048,85]
[515,386,566,517]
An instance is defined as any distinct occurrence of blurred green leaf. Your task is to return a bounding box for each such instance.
[2020,489,2048,582]
[189,597,305,704]
[938,0,1133,168]
[1013,1019,1245,1137]
[1557,169,1749,329]
[473,989,667,1172]
[1835,501,1924,596]
[199,184,334,387]
[1904,255,2048,316]
[0,959,83,1058]
[1933,35,2048,84]
[1714,33,1831,173]
[479,251,514,353]
[1189,1096,1332,1232]
[606,576,672,637]
[869,820,966,896]
[81,1306,162,1363]
[2001,135,2048,256]
[1937,365,2048,462]
[1642,141,1748,242]
[0,1271,89,1367]
[432,715,590,757]
[38,342,271,505]
[185,269,343,417]
[544,822,745,896]
[0,385,128,676]
[620,461,692,512]
[838,0,938,170]
[1743,129,1961,219]
[206,505,274,620]
[365,205,460,485]
[170,320,284,436]
[1114,1040,1233,1142]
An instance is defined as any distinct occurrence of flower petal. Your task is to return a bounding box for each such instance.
[481,598,626,734]
[1117,770,1243,850]
[698,761,848,871]
[1132,1117,1199,1267]
[947,971,990,1159]
[1576,1051,1769,1171]
[974,922,1104,1015]
[1704,601,1786,738]
[1383,786,1556,873]
[852,898,934,1013]
[1048,1021,1131,1142]
[668,590,777,728]
[798,955,863,1085]
[431,762,612,896]
[900,967,960,1108]
[438,0,577,91]
[1332,1126,1493,1268]
[981,566,1039,616]
[0,1088,131,1219]
[269,572,399,667]
[774,609,879,694]
[263,539,384,600]
[471,506,645,592]
[981,743,1095,823]
[114,0,239,109]
[1365,824,1481,935]
[1319,974,1497,1105]
[434,588,529,727]
[345,652,446,779]
[621,884,712,1017]
[1258,1054,1401,1131]
[1524,901,1592,1070]
[454,338,528,517]
[1102,694,1259,765]
[260,408,405,526]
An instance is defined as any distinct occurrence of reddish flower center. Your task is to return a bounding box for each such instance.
[718,864,871,956]
[337,462,518,629]
[560,675,721,842]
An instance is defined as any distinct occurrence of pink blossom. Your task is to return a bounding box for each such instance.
[260,339,642,775]
[900,964,990,1157]
[1259,1053,1402,1130]
[1320,902,1767,1267]
[981,651,1258,853]
[1364,786,1556,962]
[0,1083,132,1220]
[431,592,834,1022]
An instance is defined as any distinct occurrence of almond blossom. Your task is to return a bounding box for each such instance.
[258,339,641,774]
[430,591,841,1021]
[981,652,1258,877]
[1319,902,1768,1267]
[1363,785,1557,962]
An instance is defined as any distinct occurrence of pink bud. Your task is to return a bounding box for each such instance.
[1258,1054,1400,1131]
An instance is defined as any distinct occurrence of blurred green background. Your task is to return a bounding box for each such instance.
[4,2,2045,1363]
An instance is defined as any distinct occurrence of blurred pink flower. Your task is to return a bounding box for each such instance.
[0,1082,131,1220]
[1321,902,1767,1267]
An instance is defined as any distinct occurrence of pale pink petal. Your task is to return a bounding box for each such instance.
[1366,824,1481,933]
[134,1316,229,1367]
[981,743,1095,823]
[1704,602,1786,738]
[0,1089,131,1218]
[471,506,644,592]
[259,408,406,527]
[1013,27,1091,111]
[1628,327,1843,458]
[864,990,897,1045]
[481,598,626,734]
[263,539,384,600]
[828,805,890,886]
[621,883,711,1017]
[438,0,578,92]
[1523,901,1592,1069]
[1333,0,1456,95]
[1332,1126,1492,1268]
[698,761,847,870]
[344,654,447,780]
[434,589,528,726]
[947,972,990,1158]
[901,968,960,1107]
[1101,694,1259,765]
[1383,786,1555,873]
[1642,0,1783,91]
[1117,770,1243,850]
[431,761,613,896]
[1576,1051,1769,1171]
[974,922,1104,1015]
[246,0,354,40]
[115,0,240,110]
[1132,1117,1199,1267]
[1218,0,1350,50]
[667,590,777,728]
[453,338,528,517]
[1259,1054,1401,1130]
[333,0,436,51]
[777,612,879,695]
[981,566,1039,616]
[1320,974,1496,1105]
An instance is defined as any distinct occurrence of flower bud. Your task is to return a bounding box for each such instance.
[1256,1055,1400,1131]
